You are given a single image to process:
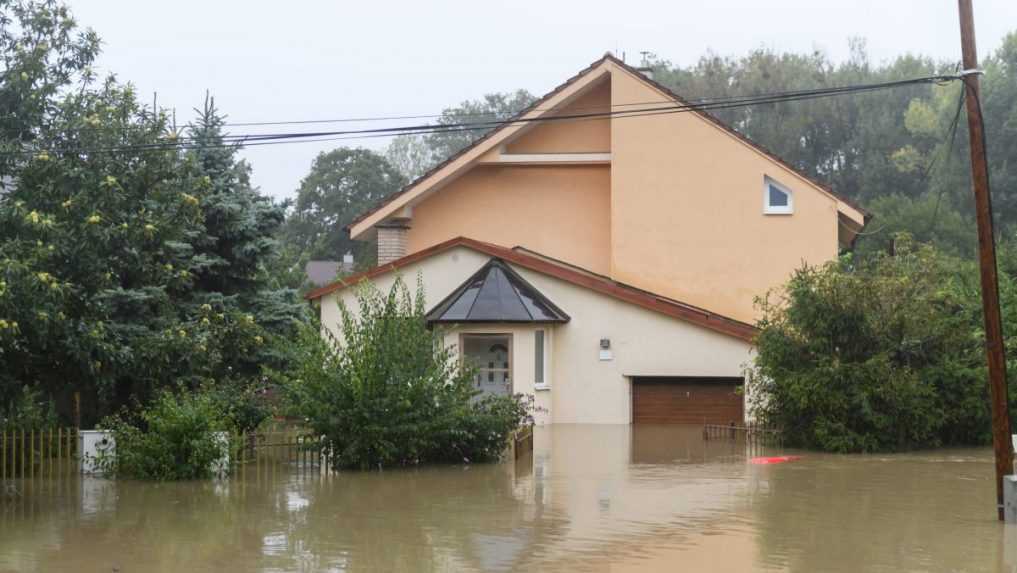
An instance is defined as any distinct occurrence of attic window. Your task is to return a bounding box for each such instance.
[764,177,793,215]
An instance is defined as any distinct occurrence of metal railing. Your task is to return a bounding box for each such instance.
[703,423,783,447]
[1,427,78,480]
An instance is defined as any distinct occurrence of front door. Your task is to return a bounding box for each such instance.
[462,334,512,397]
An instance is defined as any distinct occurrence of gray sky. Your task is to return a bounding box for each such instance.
[67,0,1017,201]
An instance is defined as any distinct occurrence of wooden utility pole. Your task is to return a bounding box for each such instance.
[957,0,1012,521]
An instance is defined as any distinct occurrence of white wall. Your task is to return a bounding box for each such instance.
[319,246,754,425]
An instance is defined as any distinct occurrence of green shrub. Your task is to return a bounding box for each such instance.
[0,385,57,431]
[96,389,234,480]
[750,238,990,452]
[285,278,531,470]
[206,380,272,434]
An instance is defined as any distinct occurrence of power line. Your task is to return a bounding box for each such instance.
[0,72,962,158]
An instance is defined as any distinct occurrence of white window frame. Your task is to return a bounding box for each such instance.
[763,176,794,215]
[534,329,550,391]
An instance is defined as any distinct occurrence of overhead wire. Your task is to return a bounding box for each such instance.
[0,72,963,158]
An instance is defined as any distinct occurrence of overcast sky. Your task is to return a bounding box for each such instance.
[66,0,1017,201]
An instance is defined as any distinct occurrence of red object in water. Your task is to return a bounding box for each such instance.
[750,455,802,465]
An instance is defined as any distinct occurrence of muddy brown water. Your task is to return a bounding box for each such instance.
[0,425,1013,572]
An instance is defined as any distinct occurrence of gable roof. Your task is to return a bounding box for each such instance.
[305,236,757,343]
[425,258,570,324]
[347,53,868,238]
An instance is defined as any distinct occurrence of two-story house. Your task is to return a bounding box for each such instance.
[307,54,867,425]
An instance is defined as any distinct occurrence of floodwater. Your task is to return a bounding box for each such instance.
[1,425,1014,572]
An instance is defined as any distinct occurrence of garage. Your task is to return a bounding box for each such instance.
[631,377,744,425]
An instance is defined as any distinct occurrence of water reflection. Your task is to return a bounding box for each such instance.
[0,425,1008,572]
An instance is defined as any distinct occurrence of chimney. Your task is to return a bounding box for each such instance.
[376,218,411,265]
[341,251,354,274]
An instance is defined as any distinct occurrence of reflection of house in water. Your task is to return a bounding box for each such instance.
[439,425,771,572]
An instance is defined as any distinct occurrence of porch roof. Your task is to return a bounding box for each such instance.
[426,259,570,324]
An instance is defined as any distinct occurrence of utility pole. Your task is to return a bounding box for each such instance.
[957,0,1012,521]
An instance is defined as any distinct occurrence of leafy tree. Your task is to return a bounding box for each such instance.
[0,0,100,180]
[282,147,405,266]
[854,193,976,258]
[385,90,535,179]
[384,133,431,181]
[749,239,1004,451]
[284,278,531,470]
[0,1,297,424]
[181,95,304,373]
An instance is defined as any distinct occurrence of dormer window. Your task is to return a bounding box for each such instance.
[764,177,793,215]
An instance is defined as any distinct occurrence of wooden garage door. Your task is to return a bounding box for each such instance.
[632,378,744,425]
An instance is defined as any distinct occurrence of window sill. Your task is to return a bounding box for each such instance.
[534,384,551,392]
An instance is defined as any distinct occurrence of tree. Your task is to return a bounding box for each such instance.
[0,0,100,181]
[0,77,281,423]
[181,95,304,373]
[385,90,535,180]
[0,1,300,424]
[283,147,405,267]
[750,242,980,451]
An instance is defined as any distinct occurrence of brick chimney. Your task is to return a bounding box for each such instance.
[376,218,411,264]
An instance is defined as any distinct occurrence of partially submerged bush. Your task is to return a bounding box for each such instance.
[750,239,990,452]
[286,278,530,470]
[96,389,233,480]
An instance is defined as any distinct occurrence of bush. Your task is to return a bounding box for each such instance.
[96,389,234,480]
[206,380,272,434]
[0,385,57,431]
[285,278,531,470]
[750,238,991,452]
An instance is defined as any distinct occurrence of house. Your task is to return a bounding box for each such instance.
[304,253,355,288]
[306,54,867,426]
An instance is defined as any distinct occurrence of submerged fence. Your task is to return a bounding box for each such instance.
[703,423,783,448]
[235,429,325,475]
[1,425,531,481]
[1,428,79,480]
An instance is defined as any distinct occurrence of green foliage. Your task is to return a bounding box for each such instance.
[750,239,994,452]
[0,0,100,179]
[855,194,977,258]
[646,37,1017,254]
[282,148,406,269]
[96,389,234,480]
[0,1,302,424]
[205,379,271,434]
[284,278,530,470]
[1,385,56,430]
[384,90,535,180]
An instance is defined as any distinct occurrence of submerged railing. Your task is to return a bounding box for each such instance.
[1,424,532,481]
[703,423,783,448]
[1,428,79,480]
[234,429,325,477]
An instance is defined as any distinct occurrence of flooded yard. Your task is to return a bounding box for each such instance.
[0,424,1012,572]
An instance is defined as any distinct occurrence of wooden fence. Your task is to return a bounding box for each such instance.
[1,428,78,480]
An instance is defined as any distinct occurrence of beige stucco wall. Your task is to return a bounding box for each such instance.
[319,246,754,426]
[405,165,612,275]
[608,64,841,322]
[504,79,610,154]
